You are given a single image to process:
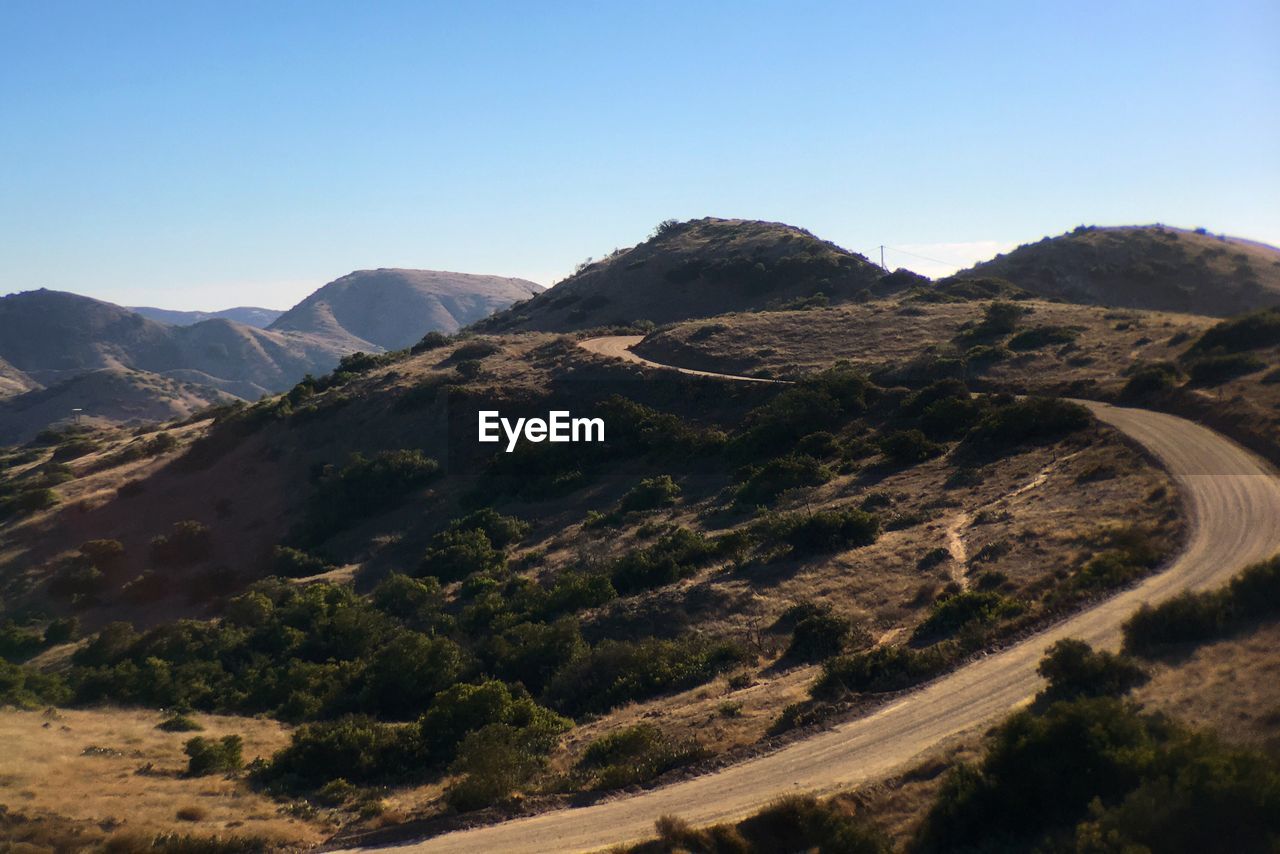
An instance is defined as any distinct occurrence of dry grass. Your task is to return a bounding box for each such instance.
[0,706,324,847]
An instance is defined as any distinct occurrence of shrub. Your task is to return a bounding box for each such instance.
[736,455,832,505]
[411,330,452,354]
[43,617,78,645]
[270,546,332,578]
[912,696,1280,854]
[447,508,530,548]
[1121,361,1182,398]
[812,644,947,699]
[1185,352,1266,385]
[912,590,1022,643]
[184,735,243,776]
[357,631,466,720]
[418,528,505,582]
[755,507,879,556]
[1190,307,1280,353]
[610,527,719,594]
[158,714,204,732]
[877,429,943,465]
[618,475,681,513]
[445,719,565,811]
[452,340,502,361]
[259,717,414,789]
[149,521,213,568]
[0,659,70,707]
[785,612,854,663]
[1123,591,1230,655]
[1006,325,1079,351]
[958,397,1090,457]
[579,723,706,790]
[418,680,569,765]
[544,637,747,717]
[1035,639,1148,703]
[303,450,440,538]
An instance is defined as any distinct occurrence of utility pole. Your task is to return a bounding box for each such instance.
[879,245,886,271]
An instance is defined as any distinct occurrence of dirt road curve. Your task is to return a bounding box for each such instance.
[343,336,1280,854]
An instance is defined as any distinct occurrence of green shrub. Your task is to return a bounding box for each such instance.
[610,527,719,594]
[1035,639,1148,703]
[958,397,1090,457]
[270,546,332,578]
[877,429,943,465]
[912,696,1280,854]
[411,330,452,354]
[158,713,204,732]
[579,723,707,790]
[618,475,681,513]
[149,520,213,568]
[912,590,1022,643]
[754,507,879,556]
[482,618,586,696]
[1190,307,1280,353]
[1123,557,1280,657]
[735,455,832,505]
[1185,352,1266,385]
[357,631,466,720]
[184,735,243,776]
[785,611,855,663]
[812,644,947,699]
[419,527,505,582]
[259,716,415,790]
[418,680,569,765]
[0,659,70,707]
[544,637,747,717]
[303,450,440,539]
[795,431,840,458]
[445,717,566,811]
[1121,361,1182,398]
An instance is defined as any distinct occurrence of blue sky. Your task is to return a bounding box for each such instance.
[1,1,1276,310]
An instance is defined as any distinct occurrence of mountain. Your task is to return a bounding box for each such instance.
[0,289,351,396]
[130,306,284,328]
[268,269,544,350]
[953,225,1280,316]
[474,218,888,333]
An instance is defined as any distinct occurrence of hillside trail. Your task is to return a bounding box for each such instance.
[335,335,1280,854]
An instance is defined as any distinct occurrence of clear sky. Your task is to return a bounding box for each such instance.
[2,1,1277,310]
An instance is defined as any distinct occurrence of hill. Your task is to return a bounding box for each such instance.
[953,225,1280,316]
[0,368,233,445]
[268,269,543,349]
[130,305,283,328]
[0,357,38,399]
[474,218,892,333]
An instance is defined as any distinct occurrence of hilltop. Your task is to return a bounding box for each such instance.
[475,218,893,332]
[269,269,543,349]
[130,305,284,328]
[953,225,1280,316]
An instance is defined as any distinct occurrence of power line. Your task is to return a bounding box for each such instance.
[882,245,964,267]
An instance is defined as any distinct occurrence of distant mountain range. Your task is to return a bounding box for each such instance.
[0,269,542,442]
[130,306,284,328]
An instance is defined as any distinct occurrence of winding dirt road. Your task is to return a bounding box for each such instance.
[343,335,1280,853]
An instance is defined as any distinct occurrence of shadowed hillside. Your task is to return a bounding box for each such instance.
[954,225,1280,316]
[269,269,544,349]
[475,218,896,333]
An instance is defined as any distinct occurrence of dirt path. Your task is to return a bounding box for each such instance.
[337,336,1280,853]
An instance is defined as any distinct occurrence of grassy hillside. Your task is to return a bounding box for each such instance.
[0,368,233,445]
[0,314,1185,843]
[475,218,896,333]
[0,356,38,399]
[269,268,544,349]
[954,225,1280,316]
